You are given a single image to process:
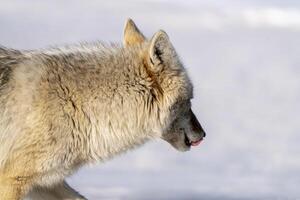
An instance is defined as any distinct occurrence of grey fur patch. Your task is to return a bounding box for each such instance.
[0,46,22,89]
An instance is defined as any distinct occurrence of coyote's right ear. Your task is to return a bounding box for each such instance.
[123,19,146,47]
[148,30,178,73]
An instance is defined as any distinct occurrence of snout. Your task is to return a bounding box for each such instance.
[187,110,206,147]
[190,110,205,136]
[184,131,205,147]
[162,109,206,152]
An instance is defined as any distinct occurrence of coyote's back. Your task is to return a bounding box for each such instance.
[0,47,21,167]
[0,47,21,88]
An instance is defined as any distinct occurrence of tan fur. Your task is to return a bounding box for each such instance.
[123,19,146,47]
[0,19,205,200]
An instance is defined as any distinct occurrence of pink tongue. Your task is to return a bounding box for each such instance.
[191,139,202,146]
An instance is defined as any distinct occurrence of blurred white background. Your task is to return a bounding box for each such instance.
[1,0,300,199]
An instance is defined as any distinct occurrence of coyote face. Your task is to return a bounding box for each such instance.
[163,102,206,151]
[123,19,206,151]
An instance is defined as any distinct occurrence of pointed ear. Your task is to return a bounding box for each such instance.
[123,19,146,47]
[148,30,177,72]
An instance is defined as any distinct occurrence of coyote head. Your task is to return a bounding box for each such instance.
[123,19,206,151]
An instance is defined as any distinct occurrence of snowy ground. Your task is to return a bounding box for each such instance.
[1,0,300,199]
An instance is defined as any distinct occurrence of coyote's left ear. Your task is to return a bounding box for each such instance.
[148,30,178,72]
[123,19,146,47]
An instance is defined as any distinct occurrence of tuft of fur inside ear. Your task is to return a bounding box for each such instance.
[123,19,146,47]
[148,30,178,73]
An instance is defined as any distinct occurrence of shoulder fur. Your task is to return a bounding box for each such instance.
[0,46,23,89]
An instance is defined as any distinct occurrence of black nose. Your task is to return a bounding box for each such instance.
[190,110,206,138]
[202,130,206,138]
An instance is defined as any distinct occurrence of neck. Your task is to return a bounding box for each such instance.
[67,44,164,162]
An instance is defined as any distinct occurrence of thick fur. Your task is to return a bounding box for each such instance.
[0,19,205,200]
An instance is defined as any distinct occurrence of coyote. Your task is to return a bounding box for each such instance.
[0,19,206,200]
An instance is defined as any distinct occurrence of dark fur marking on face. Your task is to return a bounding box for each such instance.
[184,132,191,146]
